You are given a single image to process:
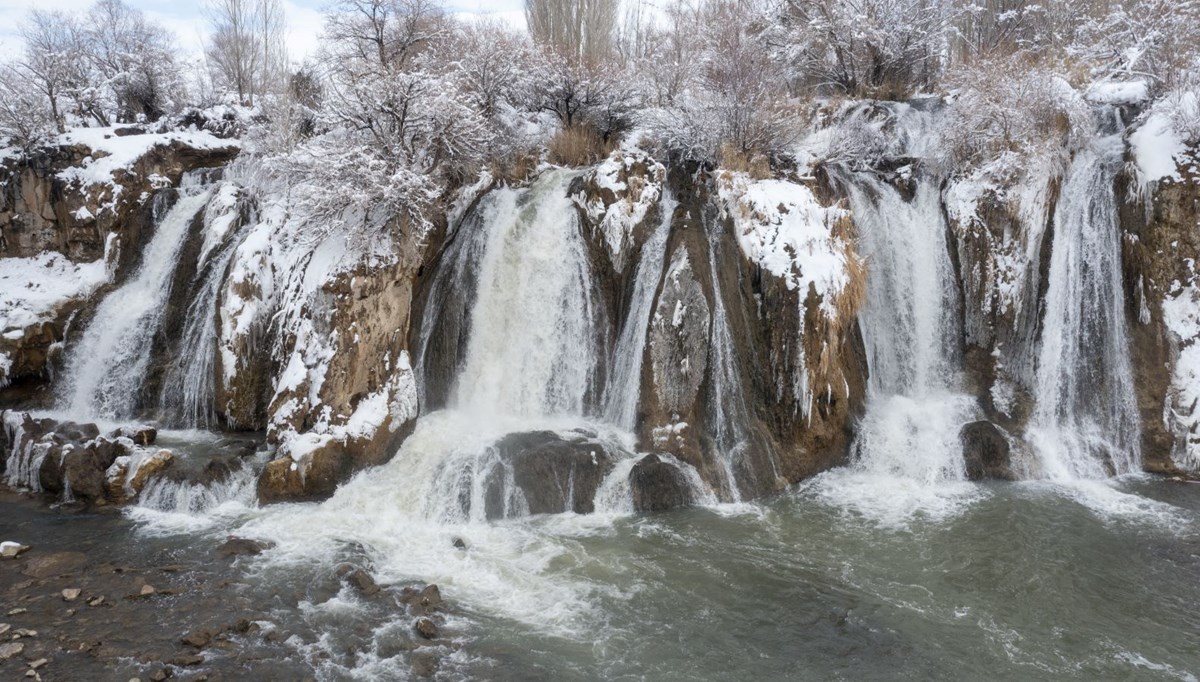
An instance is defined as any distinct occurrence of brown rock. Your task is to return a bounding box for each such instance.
[61,588,81,601]
[960,421,1016,481]
[335,564,380,596]
[215,537,272,558]
[128,450,174,494]
[413,618,438,640]
[181,628,213,648]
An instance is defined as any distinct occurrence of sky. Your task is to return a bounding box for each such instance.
[0,0,527,61]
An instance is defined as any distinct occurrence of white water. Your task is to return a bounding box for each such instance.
[601,190,676,430]
[1028,131,1141,480]
[60,174,213,419]
[840,173,979,486]
[452,171,599,417]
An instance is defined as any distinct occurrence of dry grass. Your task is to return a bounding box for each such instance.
[804,210,868,401]
[547,124,615,167]
[718,142,772,180]
[488,150,539,184]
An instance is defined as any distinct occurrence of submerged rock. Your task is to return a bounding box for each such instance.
[22,551,87,579]
[215,538,272,559]
[960,421,1015,481]
[335,564,381,596]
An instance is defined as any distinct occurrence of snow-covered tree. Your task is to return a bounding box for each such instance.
[1069,0,1200,91]
[0,65,59,149]
[16,11,90,132]
[86,0,186,123]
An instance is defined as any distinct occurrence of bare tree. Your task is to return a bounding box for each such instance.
[17,11,89,132]
[525,0,620,64]
[205,0,287,105]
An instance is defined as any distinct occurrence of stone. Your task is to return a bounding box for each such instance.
[335,564,380,596]
[629,454,695,512]
[169,654,203,666]
[215,537,272,558]
[0,642,24,660]
[0,624,9,635]
[109,425,157,446]
[127,449,175,494]
[181,628,213,648]
[485,431,619,517]
[22,551,87,579]
[14,628,37,637]
[62,588,81,601]
[87,596,104,607]
[55,421,100,442]
[960,421,1016,481]
[413,618,438,640]
[452,537,466,550]
[29,658,47,669]
[418,584,442,610]
[8,608,28,615]
[1,541,29,558]
[139,584,156,596]
[149,668,170,681]
[61,446,108,500]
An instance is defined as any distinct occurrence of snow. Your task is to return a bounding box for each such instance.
[716,172,851,317]
[1130,109,1186,184]
[56,127,237,194]
[0,252,111,355]
[1086,80,1149,105]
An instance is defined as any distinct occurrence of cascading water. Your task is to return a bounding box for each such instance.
[157,220,250,428]
[60,172,214,419]
[1027,117,1141,480]
[838,172,979,483]
[601,190,676,430]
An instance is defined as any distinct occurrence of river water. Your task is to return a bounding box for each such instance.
[115,463,1200,681]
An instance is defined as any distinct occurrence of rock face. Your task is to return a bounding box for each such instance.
[960,421,1015,481]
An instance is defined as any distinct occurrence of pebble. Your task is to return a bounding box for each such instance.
[62,588,82,601]
[30,658,48,669]
[87,596,105,607]
[0,624,9,635]
[8,608,28,616]
[0,641,25,660]
[1,541,30,559]
[24,670,38,679]
[140,584,156,596]
[15,629,37,638]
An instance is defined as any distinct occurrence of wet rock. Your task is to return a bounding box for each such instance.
[29,658,47,669]
[56,421,100,442]
[0,642,24,660]
[411,651,439,677]
[398,584,443,614]
[61,446,108,500]
[413,618,438,640]
[127,449,175,493]
[170,654,204,666]
[62,588,81,601]
[149,668,170,681]
[486,431,619,517]
[1,541,30,558]
[139,584,156,596]
[22,551,87,578]
[452,537,466,550]
[86,596,104,607]
[109,425,157,446]
[181,628,213,648]
[335,564,380,596]
[215,537,272,558]
[960,421,1015,481]
[629,454,695,512]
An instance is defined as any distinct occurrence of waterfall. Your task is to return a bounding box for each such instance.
[452,171,599,417]
[601,190,675,430]
[703,216,755,500]
[60,173,213,419]
[157,221,249,428]
[1027,128,1141,480]
[840,173,979,483]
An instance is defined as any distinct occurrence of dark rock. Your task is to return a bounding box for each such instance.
[485,431,619,518]
[629,454,695,512]
[411,651,438,677]
[55,421,100,442]
[149,667,171,681]
[335,563,381,596]
[170,653,204,666]
[960,421,1015,481]
[215,537,272,558]
[414,618,438,640]
[61,445,107,500]
[452,537,466,550]
[181,628,213,648]
[418,584,441,610]
[22,551,87,578]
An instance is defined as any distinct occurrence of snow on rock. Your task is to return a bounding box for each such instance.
[573,150,666,270]
[0,252,111,385]
[1163,265,1200,473]
[716,171,852,318]
[1131,108,1187,185]
[57,127,237,190]
[1086,80,1150,105]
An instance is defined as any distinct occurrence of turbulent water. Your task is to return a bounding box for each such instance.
[60,173,214,419]
[838,170,979,484]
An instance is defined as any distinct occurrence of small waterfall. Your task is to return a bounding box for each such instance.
[601,190,676,430]
[703,217,756,500]
[157,221,250,427]
[60,173,213,419]
[840,172,978,483]
[1028,126,1141,480]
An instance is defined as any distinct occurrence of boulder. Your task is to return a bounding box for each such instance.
[127,449,174,493]
[629,454,695,512]
[216,537,273,559]
[414,618,438,640]
[61,445,108,500]
[960,421,1015,481]
[55,421,100,442]
[335,564,381,596]
[485,431,619,518]
[109,425,157,446]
